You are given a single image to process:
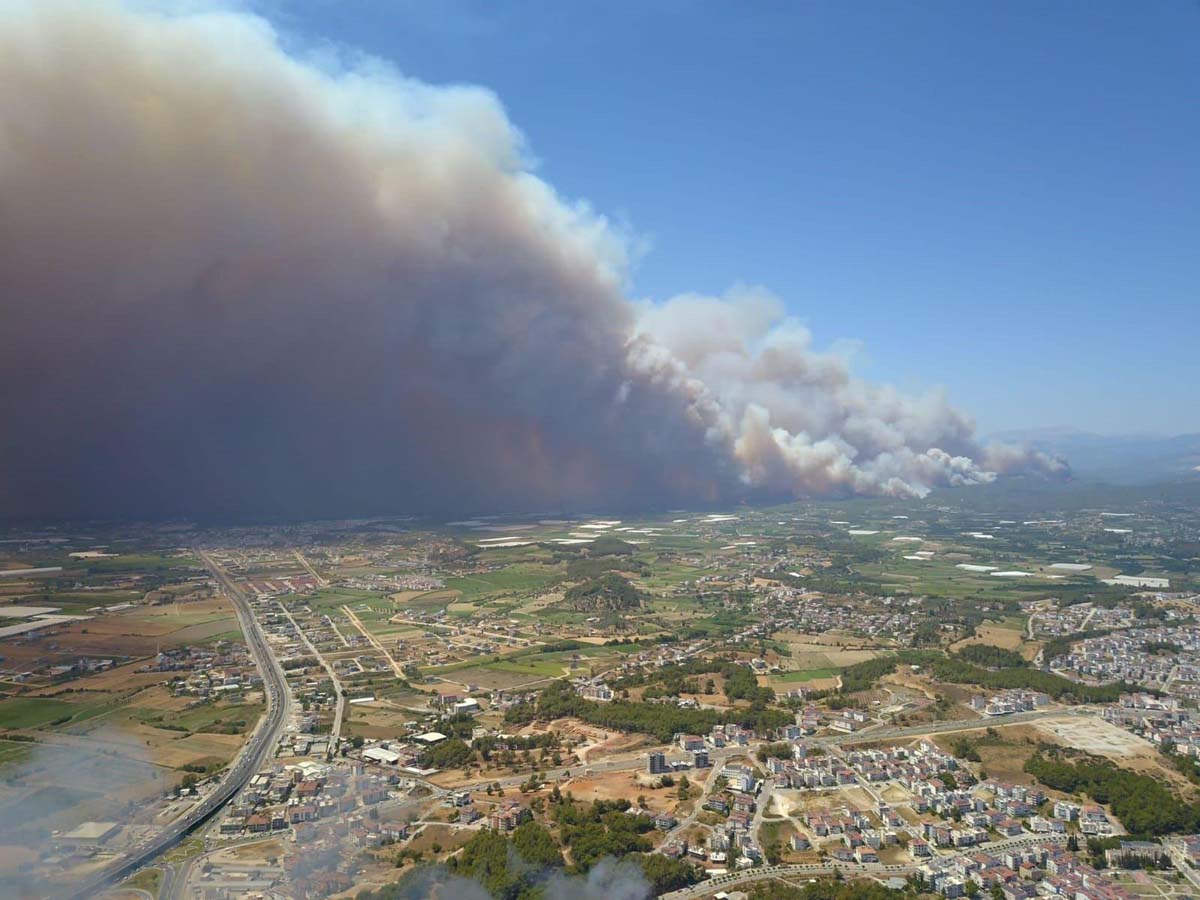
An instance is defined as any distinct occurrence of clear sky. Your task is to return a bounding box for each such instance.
[258,0,1199,436]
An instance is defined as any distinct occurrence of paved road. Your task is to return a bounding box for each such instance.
[418,709,1095,813]
[750,776,776,847]
[65,552,291,900]
[343,603,407,678]
[278,598,344,754]
[1164,840,1200,894]
[293,550,328,587]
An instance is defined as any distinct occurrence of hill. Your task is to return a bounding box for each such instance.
[564,573,646,613]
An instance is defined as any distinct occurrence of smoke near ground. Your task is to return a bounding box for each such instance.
[369,856,652,900]
[0,0,1066,522]
[0,729,169,896]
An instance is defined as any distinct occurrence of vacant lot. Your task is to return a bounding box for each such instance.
[565,770,679,814]
[1032,716,1195,794]
[951,623,1026,652]
[1034,716,1149,757]
[770,786,875,817]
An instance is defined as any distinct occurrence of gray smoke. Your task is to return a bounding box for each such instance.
[375,865,493,900]
[383,855,651,900]
[0,727,168,896]
[0,0,1066,522]
[542,857,652,900]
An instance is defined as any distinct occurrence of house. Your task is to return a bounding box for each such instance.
[996,819,1024,837]
[856,846,879,864]
[679,734,705,752]
[1053,801,1080,821]
[453,698,482,716]
[1080,805,1113,835]
[246,814,270,833]
[488,801,531,832]
[721,764,756,794]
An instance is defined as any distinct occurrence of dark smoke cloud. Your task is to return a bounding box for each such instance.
[0,1,1066,521]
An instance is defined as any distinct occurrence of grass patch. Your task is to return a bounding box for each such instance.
[0,697,88,730]
[121,868,163,894]
[0,739,34,767]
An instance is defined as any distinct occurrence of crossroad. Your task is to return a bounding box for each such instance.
[342,603,407,678]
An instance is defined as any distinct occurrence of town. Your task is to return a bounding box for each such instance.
[0,489,1197,900]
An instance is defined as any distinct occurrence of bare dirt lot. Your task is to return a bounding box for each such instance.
[1034,716,1150,757]
[565,771,680,814]
[770,786,875,817]
[951,624,1026,652]
[1032,716,1196,794]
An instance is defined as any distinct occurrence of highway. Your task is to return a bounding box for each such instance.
[53,579,1090,900]
[61,551,290,900]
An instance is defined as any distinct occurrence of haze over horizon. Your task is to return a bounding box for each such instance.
[2,1,1195,521]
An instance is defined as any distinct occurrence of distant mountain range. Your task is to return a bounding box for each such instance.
[992,428,1200,485]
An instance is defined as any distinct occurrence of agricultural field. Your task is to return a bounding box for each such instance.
[0,530,266,892]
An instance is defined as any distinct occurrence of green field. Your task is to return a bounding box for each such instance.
[0,739,34,766]
[442,565,561,601]
[0,696,123,731]
[128,701,263,735]
[121,868,163,895]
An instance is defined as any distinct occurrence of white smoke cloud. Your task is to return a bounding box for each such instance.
[0,726,169,895]
[0,0,1065,521]
[542,857,652,900]
[633,286,1066,498]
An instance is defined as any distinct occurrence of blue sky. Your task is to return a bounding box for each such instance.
[260,0,1199,435]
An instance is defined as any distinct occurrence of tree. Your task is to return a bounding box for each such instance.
[964,881,979,897]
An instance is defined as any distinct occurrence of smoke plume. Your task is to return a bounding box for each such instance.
[378,856,652,900]
[0,727,169,896]
[0,0,1066,521]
